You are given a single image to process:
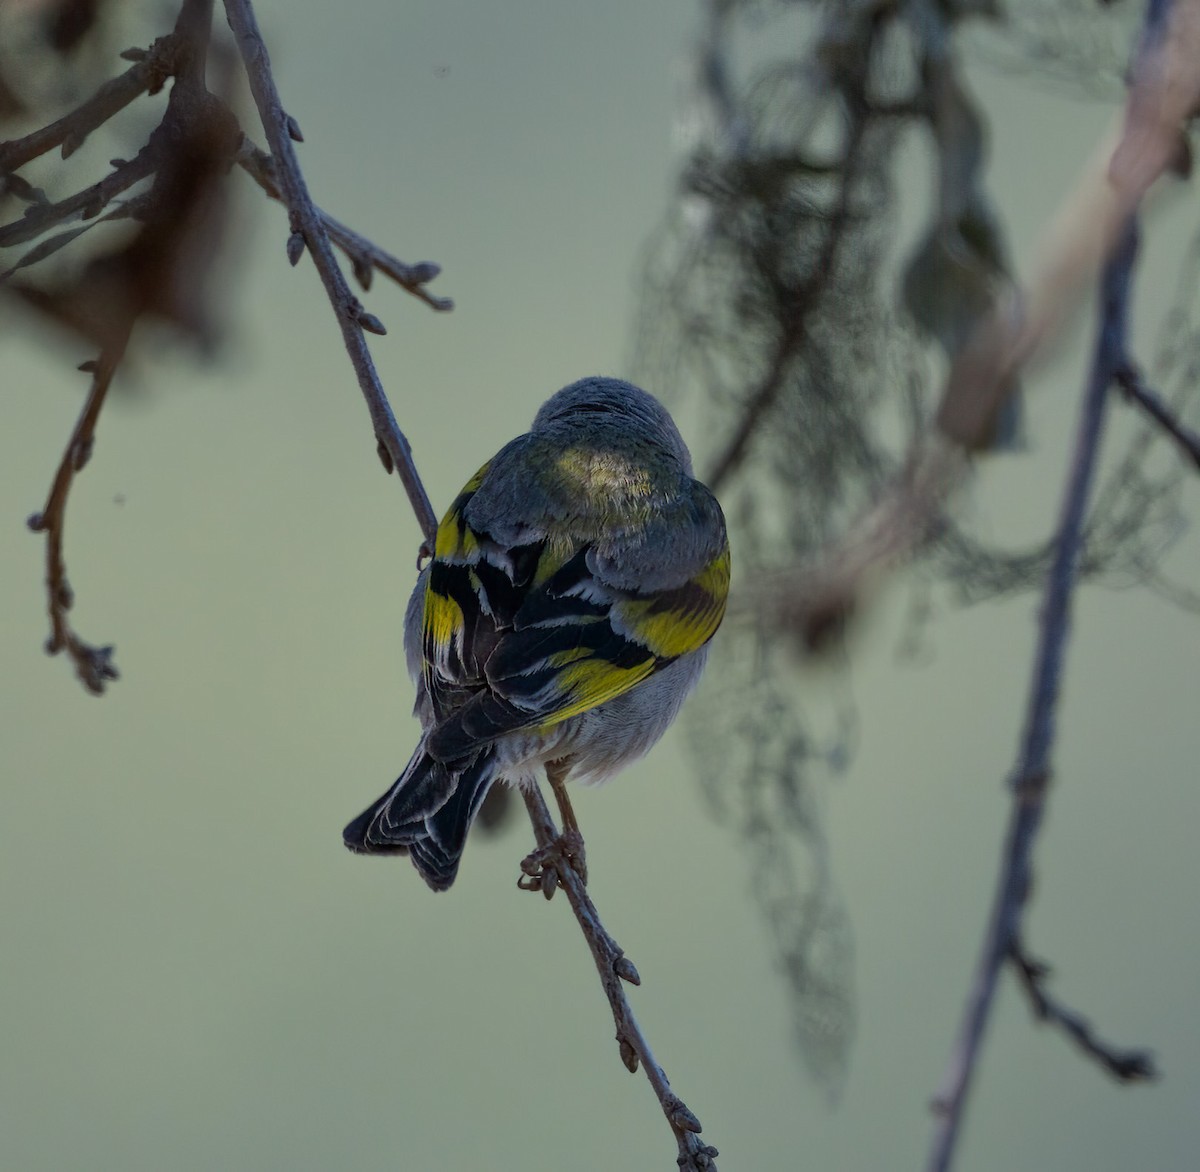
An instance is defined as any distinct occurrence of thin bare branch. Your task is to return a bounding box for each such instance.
[0,149,156,248]
[1008,938,1158,1084]
[234,141,452,312]
[519,786,720,1172]
[26,343,129,694]
[926,221,1146,1172]
[18,0,238,689]
[222,0,438,546]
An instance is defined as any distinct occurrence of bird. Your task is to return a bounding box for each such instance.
[343,376,730,891]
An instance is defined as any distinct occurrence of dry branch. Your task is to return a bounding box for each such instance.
[521,787,719,1171]
[26,347,126,694]
[222,0,439,545]
[925,217,1156,1172]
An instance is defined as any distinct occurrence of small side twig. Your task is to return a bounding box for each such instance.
[1115,362,1200,471]
[0,35,176,175]
[926,221,1151,1172]
[222,0,439,545]
[26,344,128,694]
[20,0,226,691]
[1008,937,1158,1084]
[520,787,720,1172]
[0,148,158,249]
[234,141,452,313]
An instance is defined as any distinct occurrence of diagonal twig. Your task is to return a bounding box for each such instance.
[0,148,157,248]
[520,787,720,1172]
[233,141,451,312]
[222,0,438,546]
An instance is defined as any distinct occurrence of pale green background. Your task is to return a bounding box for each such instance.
[3,3,1199,1170]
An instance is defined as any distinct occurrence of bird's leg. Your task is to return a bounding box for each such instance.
[518,760,588,896]
[547,759,587,883]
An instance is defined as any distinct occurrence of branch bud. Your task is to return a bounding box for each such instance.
[614,955,641,985]
[669,1102,703,1133]
[619,1038,639,1073]
[357,310,387,336]
[352,256,374,291]
[73,437,94,471]
[408,261,441,284]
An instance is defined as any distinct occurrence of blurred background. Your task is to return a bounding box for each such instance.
[2,1,1199,1169]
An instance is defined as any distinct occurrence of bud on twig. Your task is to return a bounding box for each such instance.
[357,310,387,336]
[352,256,374,291]
[408,261,441,284]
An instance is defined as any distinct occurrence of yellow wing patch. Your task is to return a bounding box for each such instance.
[432,463,490,562]
[615,545,730,659]
[535,656,657,732]
[423,463,491,683]
[423,589,465,660]
[532,544,730,731]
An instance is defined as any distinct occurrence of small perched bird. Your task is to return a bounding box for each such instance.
[343,376,730,890]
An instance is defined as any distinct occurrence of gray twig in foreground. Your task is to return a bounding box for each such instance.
[925,221,1155,1172]
[234,141,453,314]
[520,788,719,1171]
[222,0,439,547]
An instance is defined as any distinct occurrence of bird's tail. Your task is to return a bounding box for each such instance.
[342,743,498,892]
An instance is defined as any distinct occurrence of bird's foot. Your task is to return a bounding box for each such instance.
[517,828,587,898]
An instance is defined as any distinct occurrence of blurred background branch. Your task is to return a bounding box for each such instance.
[1,0,448,688]
[635,0,1200,1117]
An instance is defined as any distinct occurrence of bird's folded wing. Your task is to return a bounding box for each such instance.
[421,478,729,763]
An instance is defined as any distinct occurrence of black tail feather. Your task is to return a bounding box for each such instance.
[342,806,408,855]
[343,747,497,891]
